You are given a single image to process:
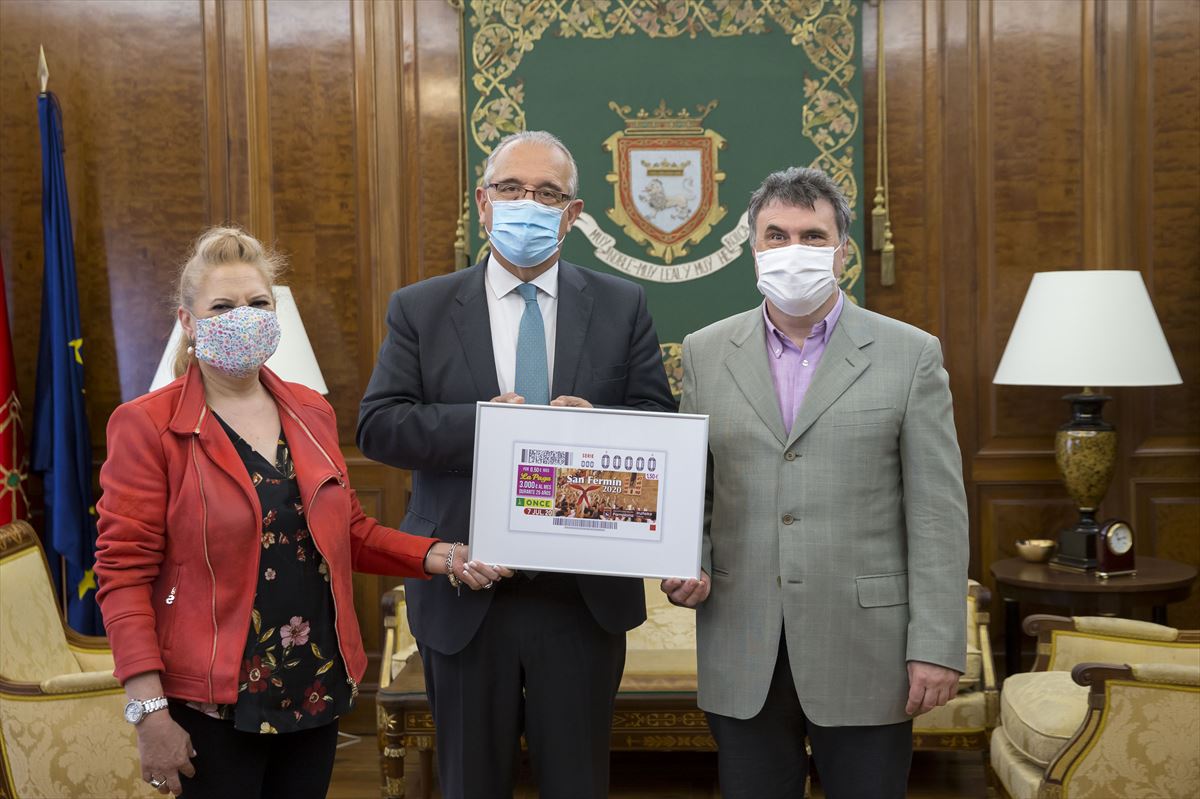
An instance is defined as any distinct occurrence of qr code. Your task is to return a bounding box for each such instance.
[521,448,572,466]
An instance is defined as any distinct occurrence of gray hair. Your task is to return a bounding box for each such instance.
[747,166,851,244]
[482,130,579,197]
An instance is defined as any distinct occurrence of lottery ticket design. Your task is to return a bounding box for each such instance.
[510,443,665,541]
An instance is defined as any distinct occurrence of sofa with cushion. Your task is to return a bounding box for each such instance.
[990,614,1200,799]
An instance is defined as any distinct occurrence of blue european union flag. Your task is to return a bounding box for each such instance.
[31,92,102,635]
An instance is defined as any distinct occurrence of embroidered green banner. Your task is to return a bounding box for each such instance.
[463,0,866,394]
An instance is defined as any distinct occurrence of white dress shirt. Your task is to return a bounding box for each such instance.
[485,254,559,397]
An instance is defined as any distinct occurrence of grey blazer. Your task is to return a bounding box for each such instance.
[683,299,968,726]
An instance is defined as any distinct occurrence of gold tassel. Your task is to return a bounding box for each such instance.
[880,221,895,286]
[871,187,886,250]
[454,191,470,269]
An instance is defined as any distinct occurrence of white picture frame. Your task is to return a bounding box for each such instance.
[469,402,709,579]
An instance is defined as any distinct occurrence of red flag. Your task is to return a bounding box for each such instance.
[0,253,29,524]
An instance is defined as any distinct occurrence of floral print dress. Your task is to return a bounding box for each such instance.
[191,415,353,734]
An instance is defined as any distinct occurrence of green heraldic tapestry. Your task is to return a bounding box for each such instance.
[462,0,866,394]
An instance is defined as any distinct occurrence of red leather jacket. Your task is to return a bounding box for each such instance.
[95,365,436,704]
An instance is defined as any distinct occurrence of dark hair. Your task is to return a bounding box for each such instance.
[747,167,851,244]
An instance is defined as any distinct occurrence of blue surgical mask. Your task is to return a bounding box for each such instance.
[487,199,566,268]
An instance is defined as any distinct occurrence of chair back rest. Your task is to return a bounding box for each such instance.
[1048,628,1200,673]
[0,521,82,682]
[628,579,696,652]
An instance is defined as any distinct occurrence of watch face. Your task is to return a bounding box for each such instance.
[1106,524,1134,555]
[123,700,143,724]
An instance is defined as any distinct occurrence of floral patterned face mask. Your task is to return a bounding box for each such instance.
[192,305,281,378]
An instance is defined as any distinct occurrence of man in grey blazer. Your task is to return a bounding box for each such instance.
[661,167,968,798]
[358,131,675,798]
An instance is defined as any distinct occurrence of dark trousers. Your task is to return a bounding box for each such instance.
[705,636,913,799]
[168,701,339,799]
[420,573,626,799]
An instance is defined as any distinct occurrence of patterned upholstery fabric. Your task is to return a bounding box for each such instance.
[1048,631,1199,672]
[0,692,157,798]
[1064,678,1200,799]
[999,671,1089,766]
[1074,616,1179,642]
[0,523,156,798]
[0,548,82,682]
[1131,662,1200,686]
[627,579,697,650]
[913,687,985,730]
[989,727,1043,799]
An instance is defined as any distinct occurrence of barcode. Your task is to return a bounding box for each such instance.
[522,448,572,466]
[552,518,618,530]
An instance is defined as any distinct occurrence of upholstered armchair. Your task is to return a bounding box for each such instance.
[912,580,1000,764]
[990,614,1200,799]
[0,520,155,799]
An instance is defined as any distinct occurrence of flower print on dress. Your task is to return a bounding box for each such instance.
[263,509,278,528]
[296,545,307,563]
[264,568,276,581]
[280,616,310,649]
[302,680,332,716]
[242,655,272,694]
[261,531,276,549]
[318,560,330,583]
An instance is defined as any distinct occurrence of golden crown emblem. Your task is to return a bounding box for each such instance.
[641,158,690,178]
[608,99,718,137]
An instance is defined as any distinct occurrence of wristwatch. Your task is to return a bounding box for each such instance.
[123,696,169,725]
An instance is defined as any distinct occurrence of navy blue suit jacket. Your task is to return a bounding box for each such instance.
[357,259,677,654]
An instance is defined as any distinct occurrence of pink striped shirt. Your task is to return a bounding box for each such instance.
[762,292,846,435]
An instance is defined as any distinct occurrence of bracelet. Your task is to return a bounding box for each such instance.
[446,542,463,592]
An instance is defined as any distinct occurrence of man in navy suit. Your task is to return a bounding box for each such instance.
[358,130,676,798]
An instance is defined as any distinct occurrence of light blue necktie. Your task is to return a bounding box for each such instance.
[514,282,549,405]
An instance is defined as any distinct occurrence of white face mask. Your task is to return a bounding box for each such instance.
[754,242,840,317]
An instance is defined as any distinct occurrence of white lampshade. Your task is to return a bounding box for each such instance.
[149,286,329,394]
[993,270,1181,387]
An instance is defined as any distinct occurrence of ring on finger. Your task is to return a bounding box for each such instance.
[484,581,494,589]
[149,777,166,789]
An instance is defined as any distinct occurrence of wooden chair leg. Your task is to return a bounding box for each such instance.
[379,709,406,799]
[983,747,1001,799]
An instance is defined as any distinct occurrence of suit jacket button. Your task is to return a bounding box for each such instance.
[782,514,795,525]
[785,451,797,461]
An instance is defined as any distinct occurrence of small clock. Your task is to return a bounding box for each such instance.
[1096,519,1136,578]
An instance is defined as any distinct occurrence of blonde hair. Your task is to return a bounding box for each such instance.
[171,226,286,377]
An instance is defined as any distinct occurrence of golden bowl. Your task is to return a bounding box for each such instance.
[1016,539,1056,563]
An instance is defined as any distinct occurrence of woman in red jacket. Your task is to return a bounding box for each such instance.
[95,227,510,799]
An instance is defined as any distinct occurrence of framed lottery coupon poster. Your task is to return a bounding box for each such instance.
[469,402,708,579]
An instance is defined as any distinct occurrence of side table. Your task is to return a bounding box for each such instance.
[990,556,1197,678]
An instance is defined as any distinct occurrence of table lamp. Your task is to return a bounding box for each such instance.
[993,271,1181,571]
[149,286,328,394]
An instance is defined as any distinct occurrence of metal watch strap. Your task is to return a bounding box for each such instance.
[141,696,169,716]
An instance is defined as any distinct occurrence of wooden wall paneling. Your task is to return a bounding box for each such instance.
[861,0,937,334]
[981,0,1089,457]
[1139,0,1200,448]
[1132,479,1200,626]
[410,0,465,280]
[0,0,211,418]
[266,0,360,438]
[203,0,232,224]
[979,484,1079,579]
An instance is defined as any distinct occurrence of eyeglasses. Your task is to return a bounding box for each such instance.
[486,182,573,207]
